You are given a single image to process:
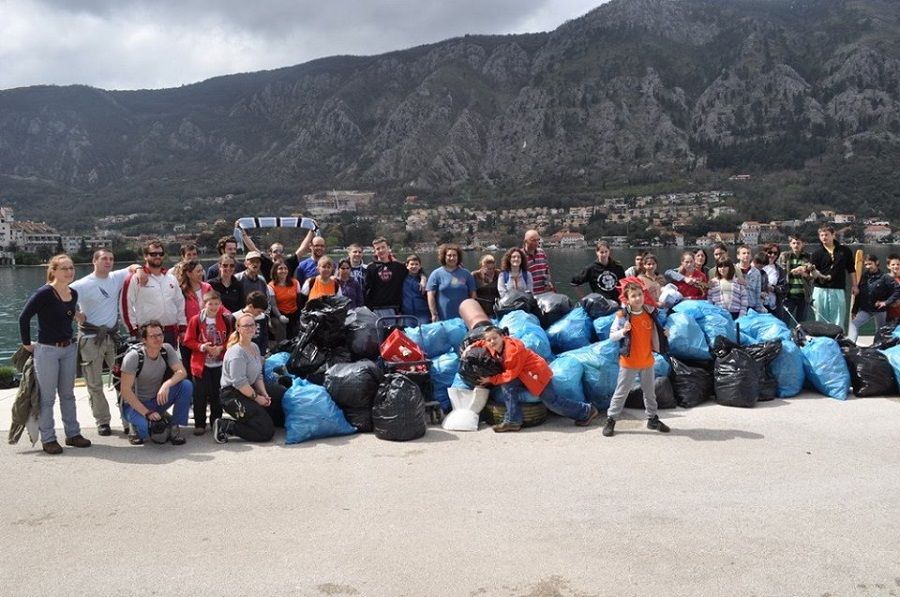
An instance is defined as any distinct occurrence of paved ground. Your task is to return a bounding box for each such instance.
[1,381,898,597]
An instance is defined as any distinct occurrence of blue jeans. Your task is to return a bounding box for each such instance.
[496,379,590,424]
[33,342,80,443]
[123,380,193,439]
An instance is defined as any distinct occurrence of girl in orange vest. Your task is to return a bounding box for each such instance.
[300,256,344,303]
[466,325,599,432]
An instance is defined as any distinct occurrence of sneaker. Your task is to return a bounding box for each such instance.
[193,426,206,436]
[170,425,186,446]
[42,441,63,455]
[128,434,144,446]
[213,418,231,444]
[602,417,616,437]
[97,424,112,436]
[492,421,522,433]
[647,416,670,433]
[64,434,92,448]
[575,406,600,427]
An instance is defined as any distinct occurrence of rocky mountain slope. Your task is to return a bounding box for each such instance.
[1,0,898,224]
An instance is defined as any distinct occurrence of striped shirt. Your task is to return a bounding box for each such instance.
[524,247,552,295]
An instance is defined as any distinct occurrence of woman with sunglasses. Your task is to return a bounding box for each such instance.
[208,255,244,314]
[19,254,92,454]
[762,244,788,321]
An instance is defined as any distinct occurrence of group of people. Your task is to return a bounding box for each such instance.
[16,222,896,453]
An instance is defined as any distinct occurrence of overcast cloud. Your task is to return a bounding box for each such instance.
[0,0,606,91]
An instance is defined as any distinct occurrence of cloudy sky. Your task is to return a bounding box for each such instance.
[1,0,606,91]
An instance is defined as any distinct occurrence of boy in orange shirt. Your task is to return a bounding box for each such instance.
[603,280,671,437]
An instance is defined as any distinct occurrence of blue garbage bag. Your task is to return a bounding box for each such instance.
[673,300,730,320]
[666,313,710,361]
[499,310,541,334]
[431,351,460,411]
[653,352,671,378]
[801,336,850,400]
[699,312,737,346]
[737,310,791,343]
[592,313,617,341]
[560,339,619,410]
[264,352,291,385]
[451,372,472,389]
[771,339,804,397]
[550,356,587,404]
[879,345,900,390]
[283,379,356,444]
[441,318,468,352]
[404,321,450,358]
[582,364,617,411]
[548,307,593,353]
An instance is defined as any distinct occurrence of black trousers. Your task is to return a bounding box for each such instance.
[220,386,275,442]
[193,366,223,428]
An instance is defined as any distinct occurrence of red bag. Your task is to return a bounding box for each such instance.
[380,328,424,363]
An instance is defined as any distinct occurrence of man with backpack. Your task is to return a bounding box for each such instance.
[119,321,193,446]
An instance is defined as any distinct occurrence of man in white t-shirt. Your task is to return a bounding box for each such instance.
[71,248,139,436]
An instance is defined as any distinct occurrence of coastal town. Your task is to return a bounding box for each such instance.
[0,189,895,265]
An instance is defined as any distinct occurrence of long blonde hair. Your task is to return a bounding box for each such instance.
[227,312,256,348]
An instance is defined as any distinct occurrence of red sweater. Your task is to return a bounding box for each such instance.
[183,306,233,378]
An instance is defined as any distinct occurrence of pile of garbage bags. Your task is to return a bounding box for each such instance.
[266,285,900,445]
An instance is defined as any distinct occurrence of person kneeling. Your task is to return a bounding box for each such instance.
[604,281,671,437]
[120,321,193,446]
[467,325,599,432]
[215,313,280,443]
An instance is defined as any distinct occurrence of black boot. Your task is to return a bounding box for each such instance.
[647,415,670,433]
[602,417,616,437]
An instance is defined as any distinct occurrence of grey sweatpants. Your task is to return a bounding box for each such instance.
[607,366,657,420]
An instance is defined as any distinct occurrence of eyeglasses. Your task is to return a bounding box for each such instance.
[312,245,326,249]
[147,252,164,257]
[339,266,350,270]
[270,248,284,254]
[237,323,256,329]
[767,251,778,255]
[221,264,235,268]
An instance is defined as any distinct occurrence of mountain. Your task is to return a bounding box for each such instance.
[1,0,899,229]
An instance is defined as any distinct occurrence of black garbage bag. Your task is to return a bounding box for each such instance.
[714,348,761,408]
[287,342,327,378]
[793,320,844,346]
[870,322,900,350]
[458,346,504,387]
[297,295,352,350]
[711,337,781,401]
[670,358,714,408]
[325,360,383,432]
[535,292,573,328]
[495,290,540,320]
[580,293,620,319]
[345,307,380,360]
[625,376,677,410]
[842,347,899,397]
[372,374,427,441]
